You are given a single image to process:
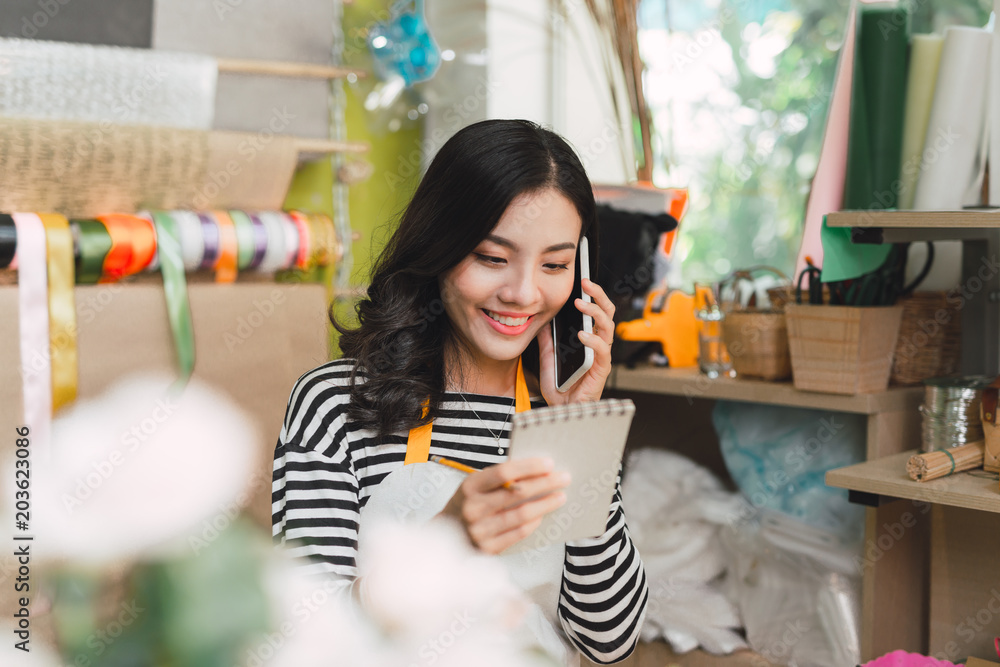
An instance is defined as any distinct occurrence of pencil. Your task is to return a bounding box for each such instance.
[430,455,515,490]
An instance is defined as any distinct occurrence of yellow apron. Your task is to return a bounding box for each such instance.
[357,358,578,665]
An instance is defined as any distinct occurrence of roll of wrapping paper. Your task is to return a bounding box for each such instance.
[794,0,857,279]
[0,37,216,129]
[907,440,984,481]
[843,3,909,211]
[898,34,944,210]
[913,26,992,211]
[199,131,299,212]
[0,118,300,216]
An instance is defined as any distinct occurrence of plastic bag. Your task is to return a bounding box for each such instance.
[721,515,862,667]
[712,400,866,547]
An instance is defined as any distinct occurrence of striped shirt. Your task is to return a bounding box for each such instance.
[272,358,648,664]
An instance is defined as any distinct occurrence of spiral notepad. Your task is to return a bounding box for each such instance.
[508,398,636,542]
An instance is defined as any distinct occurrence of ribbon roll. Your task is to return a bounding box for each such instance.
[170,210,206,271]
[97,214,157,283]
[198,212,220,271]
[151,211,196,382]
[136,211,160,273]
[210,210,239,283]
[0,214,15,268]
[288,211,311,270]
[38,213,78,413]
[229,209,256,271]
[256,211,288,273]
[12,212,52,459]
[280,213,300,271]
[304,213,336,268]
[74,219,113,285]
[248,213,268,270]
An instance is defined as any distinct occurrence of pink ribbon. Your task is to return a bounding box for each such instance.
[13,213,52,461]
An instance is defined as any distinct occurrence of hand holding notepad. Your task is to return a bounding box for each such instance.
[507,398,636,543]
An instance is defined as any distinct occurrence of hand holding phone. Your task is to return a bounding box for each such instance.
[551,236,594,392]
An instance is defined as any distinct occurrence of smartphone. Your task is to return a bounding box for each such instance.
[552,235,594,392]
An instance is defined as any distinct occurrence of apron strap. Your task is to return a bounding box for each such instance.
[405,357,532,465]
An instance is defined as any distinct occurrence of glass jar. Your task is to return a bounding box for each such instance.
[695,305,733,378]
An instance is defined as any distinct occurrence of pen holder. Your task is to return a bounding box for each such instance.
[785,304,903,394]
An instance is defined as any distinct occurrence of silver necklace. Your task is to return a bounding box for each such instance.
[458,392,514,455]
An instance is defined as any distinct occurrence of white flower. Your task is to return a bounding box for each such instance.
[23,375,257,564]
[360,518,527,638]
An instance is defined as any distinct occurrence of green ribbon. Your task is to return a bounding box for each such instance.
[74,219,112,285]
[151,211,195,383]
[229,210,256,271]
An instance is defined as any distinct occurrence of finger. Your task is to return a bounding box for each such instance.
[582,278,616,320]
[536,320,556,394]
[470,457,556,493]
[579,329,612,370]
[477,516,543,555]
[500,470,572,506]
[575,298,615,345]
[470,491,567,552]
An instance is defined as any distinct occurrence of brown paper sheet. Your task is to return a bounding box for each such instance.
[0,117,299,215]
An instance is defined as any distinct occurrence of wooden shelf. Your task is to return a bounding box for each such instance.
[826,450,1000,514]
[828,209,1000,228]
[827,210,1000,243]
[607,365,923,415]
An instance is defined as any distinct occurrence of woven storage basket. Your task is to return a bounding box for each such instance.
[785,304,903,394]
[720,311,791,380]
[891,291,961,385]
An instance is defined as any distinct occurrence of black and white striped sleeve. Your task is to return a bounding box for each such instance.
[558,466,648,664]
[272,361,360,592]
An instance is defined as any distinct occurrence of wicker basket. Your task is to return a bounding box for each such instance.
[720,311,792,380]
[785,304,904,394]
[891,291,962,385]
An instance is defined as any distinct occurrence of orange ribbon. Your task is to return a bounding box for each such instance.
[288,211,312,270]
[96,214,157,283]
[210,210,239,283]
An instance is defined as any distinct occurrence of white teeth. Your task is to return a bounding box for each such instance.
[487,311,529,327]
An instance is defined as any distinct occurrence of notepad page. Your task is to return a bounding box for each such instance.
[507,398,636,542]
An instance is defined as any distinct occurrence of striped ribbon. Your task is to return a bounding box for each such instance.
[151,212,196,382]
[12,213,52,460]
[39,213,78,413]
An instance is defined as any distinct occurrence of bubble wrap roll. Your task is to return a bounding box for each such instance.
[0,37,216,130]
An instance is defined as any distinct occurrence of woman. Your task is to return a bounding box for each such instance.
[272,119,647,664]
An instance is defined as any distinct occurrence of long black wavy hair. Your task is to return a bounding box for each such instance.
[334,119,599,438]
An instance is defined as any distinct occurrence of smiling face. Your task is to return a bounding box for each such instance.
[439,188,582,386]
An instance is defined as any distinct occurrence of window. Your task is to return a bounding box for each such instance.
[639,0,992,285]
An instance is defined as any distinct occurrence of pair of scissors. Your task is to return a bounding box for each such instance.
[796,258,823,305]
